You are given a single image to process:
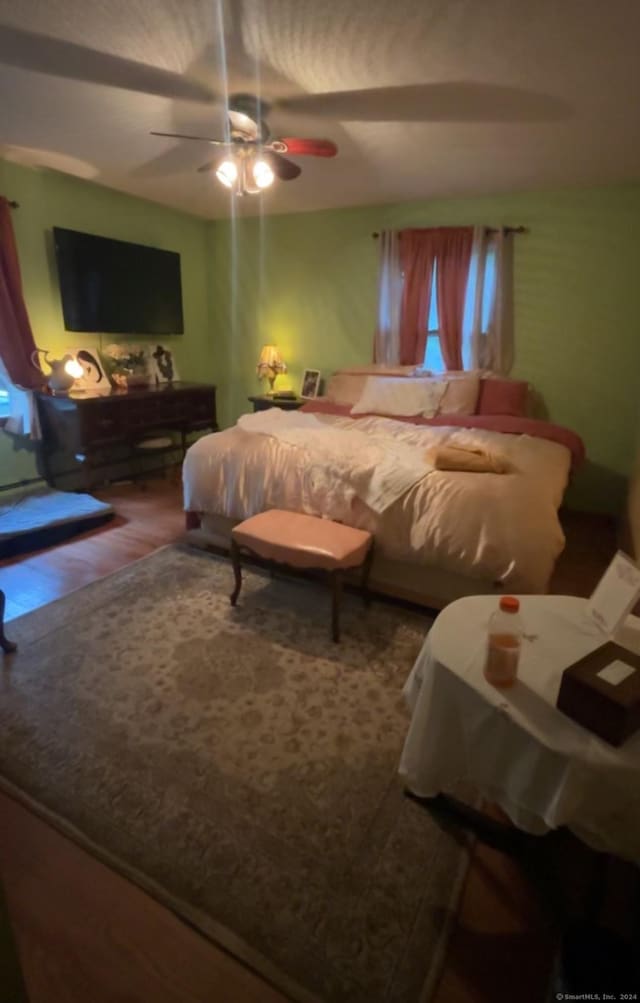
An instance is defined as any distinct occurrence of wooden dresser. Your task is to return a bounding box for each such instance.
[36,382,217,489]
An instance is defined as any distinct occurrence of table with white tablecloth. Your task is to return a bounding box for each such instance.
[399,595,640,863]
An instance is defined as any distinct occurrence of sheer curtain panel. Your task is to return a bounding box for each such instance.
[468,226,515,373]
[373,230,403,364]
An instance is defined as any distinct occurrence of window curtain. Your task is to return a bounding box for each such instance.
[398,229,436,365]
[435,226,473,371]
[373,230,403,364]
[374,224,505,371]
[468,225,515,373]
[0,196,43,436]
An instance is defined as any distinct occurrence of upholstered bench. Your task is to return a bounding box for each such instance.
[229,510,374,642]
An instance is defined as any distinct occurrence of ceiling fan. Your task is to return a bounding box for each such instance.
[0,24,569,196]
[150,94,338,196]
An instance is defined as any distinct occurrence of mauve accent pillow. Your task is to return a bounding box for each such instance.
[476,378,529,417]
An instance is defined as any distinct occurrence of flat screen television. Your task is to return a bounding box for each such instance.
[53,227,184,335]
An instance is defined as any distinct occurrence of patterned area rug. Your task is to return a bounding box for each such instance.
[0,545,469,1002]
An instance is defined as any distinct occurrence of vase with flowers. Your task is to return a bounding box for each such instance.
[103,344,150,388]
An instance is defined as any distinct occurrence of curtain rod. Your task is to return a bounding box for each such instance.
[371,225,528,238]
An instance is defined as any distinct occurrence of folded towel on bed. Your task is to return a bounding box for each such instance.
[428,445,511,473]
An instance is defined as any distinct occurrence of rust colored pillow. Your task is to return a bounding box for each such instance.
[476,378,528,417]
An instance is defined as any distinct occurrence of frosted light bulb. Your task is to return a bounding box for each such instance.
[252,159,274,189]
[215,159,238,188]
[64,358,84,379]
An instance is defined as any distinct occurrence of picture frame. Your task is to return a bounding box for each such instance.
[150,344,179,384]
[300,369,321,399]
[66,347,110,392]
[101,343,153,389]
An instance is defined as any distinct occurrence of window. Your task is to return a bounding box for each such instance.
[424,266,444,372]
[423,242,498,372]
[0,378,9,420]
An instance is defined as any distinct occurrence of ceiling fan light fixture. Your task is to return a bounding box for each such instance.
[239,158,260,195]
[215,158,238,188]
[252,158,275,189]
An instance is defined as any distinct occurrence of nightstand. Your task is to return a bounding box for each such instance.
[248,395,306,412]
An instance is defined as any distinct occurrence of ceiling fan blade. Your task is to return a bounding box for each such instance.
[261,151,302,181]
[196,160,219,174]
[150,131,229,145]
[0,25,215,104]
[131,143,208,180]
[276,138,337,158]
[276,83,569,123]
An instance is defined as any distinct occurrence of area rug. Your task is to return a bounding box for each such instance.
[0,545,469,1002]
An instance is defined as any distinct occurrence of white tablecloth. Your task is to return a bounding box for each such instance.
[399,595,640,863]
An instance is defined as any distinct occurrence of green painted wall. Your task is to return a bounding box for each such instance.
[210,184,640,514]
[2,161,638,515]
[0,160,213,487]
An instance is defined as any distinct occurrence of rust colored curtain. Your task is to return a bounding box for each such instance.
[0,197,42,389]
[435,227,474,371]
[398,229,436,365]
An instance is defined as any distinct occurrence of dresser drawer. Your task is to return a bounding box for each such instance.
[78,402,123,446]
[36,383,216,490]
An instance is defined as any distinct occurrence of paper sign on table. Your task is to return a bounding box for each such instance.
[587,550,640,636]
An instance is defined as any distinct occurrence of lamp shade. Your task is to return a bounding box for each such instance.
[256,345,287,391]
[257,345,287,374]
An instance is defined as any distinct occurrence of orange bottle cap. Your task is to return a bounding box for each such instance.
[500,595,520,613]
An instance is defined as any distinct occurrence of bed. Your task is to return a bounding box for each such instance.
[183,369,585,608]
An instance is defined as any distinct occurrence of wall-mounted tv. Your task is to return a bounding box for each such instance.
[53,227,184,335]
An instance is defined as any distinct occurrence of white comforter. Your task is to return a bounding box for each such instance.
[236,410,432,514]
[183,411,571,592]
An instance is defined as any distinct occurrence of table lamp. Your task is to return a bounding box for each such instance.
[256,345,287,393]
[32,348,83,395]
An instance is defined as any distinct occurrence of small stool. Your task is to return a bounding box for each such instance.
[229,510,374,642]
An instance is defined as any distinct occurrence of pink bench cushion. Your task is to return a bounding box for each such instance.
[232,510,372,571]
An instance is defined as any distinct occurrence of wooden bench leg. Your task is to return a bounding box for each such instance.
[229,538,243,606]
[361,541,374,607]
[0,590,17,654]
[330,570,342,643]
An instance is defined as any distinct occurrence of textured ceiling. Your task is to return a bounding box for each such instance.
[1,0,639,219]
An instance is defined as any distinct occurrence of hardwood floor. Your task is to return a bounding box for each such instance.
[1,479,186,623]
[0,481,623,1002]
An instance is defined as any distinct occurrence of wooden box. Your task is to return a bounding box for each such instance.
[557,641,640,746]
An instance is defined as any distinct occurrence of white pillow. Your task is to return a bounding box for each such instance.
[337,364,431,376]
[437,374,481,415]
[325,373,370,405]
[351,376,446,418]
